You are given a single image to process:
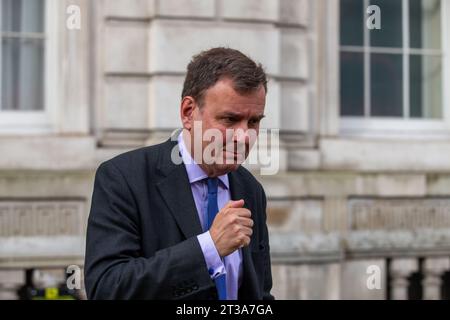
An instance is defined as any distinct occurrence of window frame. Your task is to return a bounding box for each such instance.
[339,0,450,139]
[0,0,58,134]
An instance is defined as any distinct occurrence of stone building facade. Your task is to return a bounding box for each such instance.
[0,0,449,299]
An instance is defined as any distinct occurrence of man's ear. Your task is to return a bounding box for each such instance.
[180,96,197,130]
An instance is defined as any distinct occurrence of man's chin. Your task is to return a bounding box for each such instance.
[213,163,241,175]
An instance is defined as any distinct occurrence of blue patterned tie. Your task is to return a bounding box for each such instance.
[206,177,227,300]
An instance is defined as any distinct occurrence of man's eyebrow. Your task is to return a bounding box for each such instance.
[220,112,242,118]
[220,112,265,120]
[251,114,266,121]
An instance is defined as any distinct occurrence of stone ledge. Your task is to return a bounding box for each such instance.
[0,236,85,267]
[270,228,450,262]
[270,232,342,254]
[103,0,155,19]
[220,0,279,23]
[321,138,450,172]
[269,232,342,264]
[0,136,97,170]
[0,255,85,269]
[287,149,321,171]
[346,229,450,252]
[157,0,215,19]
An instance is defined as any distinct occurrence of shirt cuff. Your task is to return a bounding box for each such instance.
[197,231,226,280]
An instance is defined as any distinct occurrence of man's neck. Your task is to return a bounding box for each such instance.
[181,129,222,178]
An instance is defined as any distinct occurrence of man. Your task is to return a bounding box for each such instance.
[84,47,274,300]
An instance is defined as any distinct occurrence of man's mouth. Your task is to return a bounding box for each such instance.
[222,149,246,163]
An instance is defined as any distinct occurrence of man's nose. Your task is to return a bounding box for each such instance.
[232,124,250,144]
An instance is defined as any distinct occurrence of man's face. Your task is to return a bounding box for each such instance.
[187,78,266,177]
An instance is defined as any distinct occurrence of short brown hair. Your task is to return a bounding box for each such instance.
[182,47,267,106]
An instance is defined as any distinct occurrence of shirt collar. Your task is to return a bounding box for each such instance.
[177,131,229,189]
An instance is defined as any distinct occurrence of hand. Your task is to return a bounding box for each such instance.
[209,199,253,257]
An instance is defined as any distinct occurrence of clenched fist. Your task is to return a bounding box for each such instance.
[209,199,253,257]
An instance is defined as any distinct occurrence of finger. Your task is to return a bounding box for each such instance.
[232,208,252,218]
[225,199,245,209]
[237,217,254,228]
[240,226,253,237]
[241,236,251,247]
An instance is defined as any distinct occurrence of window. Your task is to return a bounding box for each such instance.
[0,0,58,134]
[339,0,449,136]
[1,0,45,111]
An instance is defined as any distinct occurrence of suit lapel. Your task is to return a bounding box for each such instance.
[229,170,260,300]
[228,168,255,211]
[156,139,203,239]
[156,139,261,298]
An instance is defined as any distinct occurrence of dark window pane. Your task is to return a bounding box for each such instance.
[370,0,403,48]
[2,38,44,110]
[410,54,442,118]
[1,0,44,33]
[371,53,403,117]
[410,0,441,49]
[410,55,423,117]
[340,52,364,116]
[340,0,364,46]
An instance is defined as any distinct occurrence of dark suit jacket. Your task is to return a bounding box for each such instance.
[84,137,274,300]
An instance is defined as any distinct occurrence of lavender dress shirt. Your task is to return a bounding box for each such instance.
[177,132,243,300]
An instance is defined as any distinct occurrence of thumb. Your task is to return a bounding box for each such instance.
[225,199,245,209]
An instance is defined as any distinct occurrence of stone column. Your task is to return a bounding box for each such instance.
[389,258,418,300]
[423,257,450,300]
